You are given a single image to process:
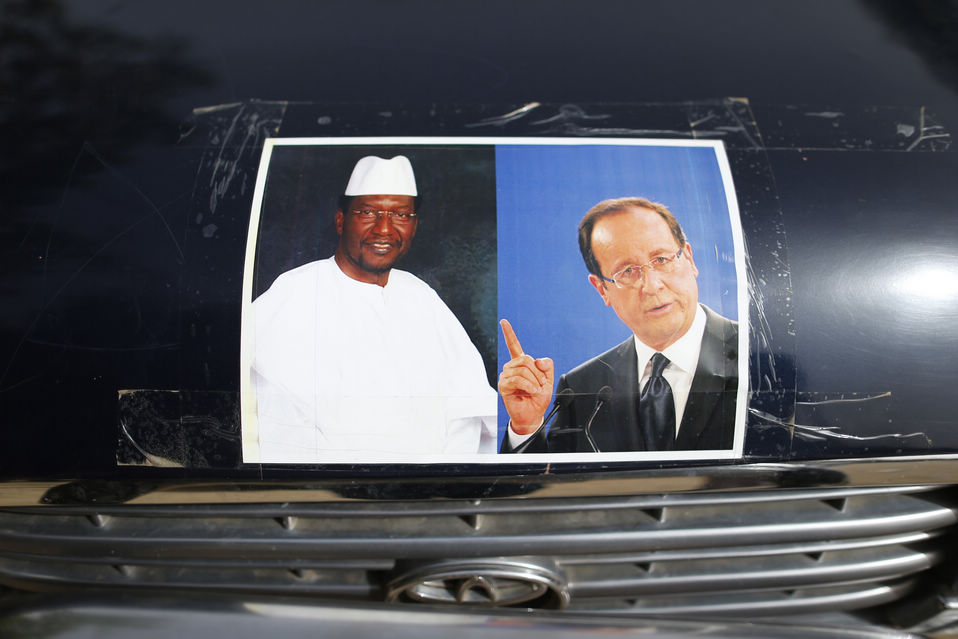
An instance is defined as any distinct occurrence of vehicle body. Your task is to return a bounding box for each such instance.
[2,2,958,636]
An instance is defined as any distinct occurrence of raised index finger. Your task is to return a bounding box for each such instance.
[499,318,524,359]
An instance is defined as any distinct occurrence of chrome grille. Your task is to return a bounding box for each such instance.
[0,485,953,616]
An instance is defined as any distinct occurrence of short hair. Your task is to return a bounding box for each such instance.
[578,197,687,277]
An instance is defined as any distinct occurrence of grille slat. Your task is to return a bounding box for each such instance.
[5,484,939,518]
[566,545,939,597]
[0,493,951,560]
[0,485,952,617]
[557,529,944,564]
[577,579,919,616]
[0,557,381,598]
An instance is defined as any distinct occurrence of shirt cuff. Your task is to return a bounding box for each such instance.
[507,419,543,449]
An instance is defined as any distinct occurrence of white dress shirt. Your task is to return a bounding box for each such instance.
[633,304,707,437]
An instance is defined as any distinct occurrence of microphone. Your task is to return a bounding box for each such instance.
[542,387,576,426]
[584,385,613,453]
[512,388,575,454]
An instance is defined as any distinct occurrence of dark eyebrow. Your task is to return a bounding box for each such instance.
[650,246,681,257]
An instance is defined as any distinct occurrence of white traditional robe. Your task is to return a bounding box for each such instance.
[251,258,497,462]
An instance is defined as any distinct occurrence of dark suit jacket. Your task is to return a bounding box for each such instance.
[503,305,738,453]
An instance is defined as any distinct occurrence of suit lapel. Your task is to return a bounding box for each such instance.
[677,306,733,448]
[598,337,644,451]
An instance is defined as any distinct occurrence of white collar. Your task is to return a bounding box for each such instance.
[633,305,707,379]
[331,256,394,293]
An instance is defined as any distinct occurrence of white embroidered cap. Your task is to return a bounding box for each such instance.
[343,155,418,196]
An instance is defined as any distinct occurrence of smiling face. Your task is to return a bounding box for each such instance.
[587,207,700,351]
[334,194,417,286]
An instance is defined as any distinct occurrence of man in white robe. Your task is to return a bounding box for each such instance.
[250,156,497,462]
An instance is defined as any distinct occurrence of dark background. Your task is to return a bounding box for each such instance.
[2,0,957,476]
[252,144,498,384]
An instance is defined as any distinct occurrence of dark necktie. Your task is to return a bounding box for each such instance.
[639,353,675,451]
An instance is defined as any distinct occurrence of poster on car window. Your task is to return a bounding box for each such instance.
[240,138,748,464]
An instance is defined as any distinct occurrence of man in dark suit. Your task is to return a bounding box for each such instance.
[499,197,738,453]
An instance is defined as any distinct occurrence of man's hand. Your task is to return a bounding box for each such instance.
[497,319,555,435]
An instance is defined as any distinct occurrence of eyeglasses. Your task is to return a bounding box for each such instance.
[600,247,685,288]
[350,209,417,226]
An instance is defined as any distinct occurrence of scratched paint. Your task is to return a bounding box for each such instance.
[118,389,241,468]
[758,104,951,151]
[100,99,957,469]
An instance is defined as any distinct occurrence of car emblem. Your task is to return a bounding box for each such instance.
[386,558,569,609]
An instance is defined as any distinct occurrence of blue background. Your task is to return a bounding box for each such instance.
[496,144,738,445]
